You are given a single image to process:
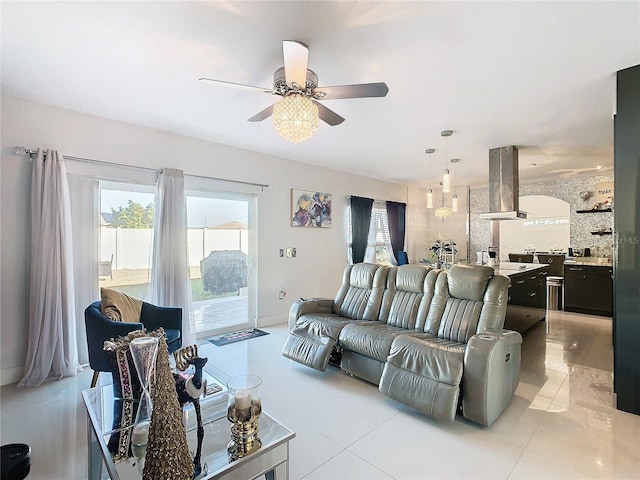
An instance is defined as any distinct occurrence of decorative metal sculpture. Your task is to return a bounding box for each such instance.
[173,345,208,478]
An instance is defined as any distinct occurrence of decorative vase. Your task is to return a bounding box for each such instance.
[226,375,262,461]
[129,336,159,468]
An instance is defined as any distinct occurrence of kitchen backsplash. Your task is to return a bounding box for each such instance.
[469,173,614,258]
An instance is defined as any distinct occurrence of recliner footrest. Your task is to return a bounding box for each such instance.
[379,335,465,422]
[282,317,351,372]
[282,331,337,372]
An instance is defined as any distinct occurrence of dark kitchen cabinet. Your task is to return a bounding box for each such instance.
[564,264,613,316]
[504,267,548,334]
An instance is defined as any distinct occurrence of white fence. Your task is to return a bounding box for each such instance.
[101,227,248,270]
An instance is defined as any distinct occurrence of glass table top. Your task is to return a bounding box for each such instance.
[82,367,294,479]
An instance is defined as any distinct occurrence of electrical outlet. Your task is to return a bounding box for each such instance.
[286,247,294,258]
[279,248,284,257]
[291,248,296,257]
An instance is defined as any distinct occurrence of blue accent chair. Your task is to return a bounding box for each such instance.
[85,301,182,387]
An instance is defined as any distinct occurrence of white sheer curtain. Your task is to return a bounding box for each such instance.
[151,168,195,347]
[19,149,80,387]
[364,200,397,265]
[67,175,100,366]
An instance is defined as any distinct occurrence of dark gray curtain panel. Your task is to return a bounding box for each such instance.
[350,196,374,264]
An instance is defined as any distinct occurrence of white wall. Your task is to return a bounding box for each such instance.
[0,95,407,384]
[406,185,469,264]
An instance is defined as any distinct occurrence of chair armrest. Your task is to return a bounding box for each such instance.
[462,329,522,426]
[140,302,182,333]
[84,303,143,372]
[288,297,334,330]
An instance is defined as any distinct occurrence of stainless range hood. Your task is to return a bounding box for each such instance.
[479,146,527,220]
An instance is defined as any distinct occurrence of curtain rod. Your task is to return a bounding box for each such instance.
[14,146,271,190]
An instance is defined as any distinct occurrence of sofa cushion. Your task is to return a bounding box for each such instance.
[379,265,431,329]
[333,264,388,320]
[386,335,465,385]
[424,266,493,342]
[339,321,407,362]
[447,264,494,301]
[293,313,353,341]
[379,334,465,422]
[438,297,484,343]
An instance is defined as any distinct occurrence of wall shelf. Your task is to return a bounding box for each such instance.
[576,208,613,213]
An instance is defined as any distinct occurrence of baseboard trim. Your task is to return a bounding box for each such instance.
[1,365,23,386]
[256,314,287,328]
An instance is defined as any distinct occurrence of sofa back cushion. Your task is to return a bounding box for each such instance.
[379,265,431,329]
[447,264,495,301]
[333,263,389,320]
[424,265,505,343]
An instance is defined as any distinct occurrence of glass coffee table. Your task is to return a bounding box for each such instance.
[82,368,294,479]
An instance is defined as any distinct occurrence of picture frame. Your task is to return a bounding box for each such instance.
[291,189,332,228]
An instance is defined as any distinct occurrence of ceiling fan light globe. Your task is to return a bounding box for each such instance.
[273,95,318,143]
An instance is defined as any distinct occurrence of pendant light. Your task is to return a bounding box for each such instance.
[441,130,453,193]
[450,158,460,212]
[425,148,436,209]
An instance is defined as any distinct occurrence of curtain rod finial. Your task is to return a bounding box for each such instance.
[14,146,28,156]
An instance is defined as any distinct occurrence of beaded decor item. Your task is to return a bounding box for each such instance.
[142,336,194,480]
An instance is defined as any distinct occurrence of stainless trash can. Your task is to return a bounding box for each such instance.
[546,276,564,310]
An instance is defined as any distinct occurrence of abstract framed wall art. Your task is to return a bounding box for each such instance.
[291,189,332,228]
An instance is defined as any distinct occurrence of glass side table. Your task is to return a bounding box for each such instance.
[82,368,295,480]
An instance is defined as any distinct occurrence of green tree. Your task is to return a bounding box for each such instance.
[110,200,154,228]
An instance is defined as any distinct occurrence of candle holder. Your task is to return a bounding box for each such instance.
[226,375,262,461]
[128,336,159,472]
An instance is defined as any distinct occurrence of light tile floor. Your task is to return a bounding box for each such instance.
[2,310,639,479]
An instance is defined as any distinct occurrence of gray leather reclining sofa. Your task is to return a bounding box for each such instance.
[282,263,522,426]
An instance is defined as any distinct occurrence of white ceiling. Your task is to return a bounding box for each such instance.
[2,1,638,186]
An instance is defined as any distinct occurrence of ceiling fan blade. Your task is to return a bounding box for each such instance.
[313,101,345,126]
[315,82,389,100]
[247,104,274,122]
[199,78,272,94]
[283,40,309,88]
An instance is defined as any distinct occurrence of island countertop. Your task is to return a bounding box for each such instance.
[473,262,549,277]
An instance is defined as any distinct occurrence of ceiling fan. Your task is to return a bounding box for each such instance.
[199,40,389,142]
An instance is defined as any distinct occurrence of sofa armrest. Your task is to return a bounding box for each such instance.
[288,297,334,330]
[462,329,522,426]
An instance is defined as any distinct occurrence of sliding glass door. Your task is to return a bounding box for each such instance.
[99,182,257,339]
[186,191,256,338]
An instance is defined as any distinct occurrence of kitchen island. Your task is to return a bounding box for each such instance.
[488,262,551,334]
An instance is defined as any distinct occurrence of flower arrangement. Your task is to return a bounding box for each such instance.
[425,239,457,266]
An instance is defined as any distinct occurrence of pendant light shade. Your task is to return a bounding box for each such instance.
[425,148,436,209]
[442,169,450,193]
[452,193,459,212]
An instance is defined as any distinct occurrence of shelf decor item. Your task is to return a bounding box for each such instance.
[226,375,263,461]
